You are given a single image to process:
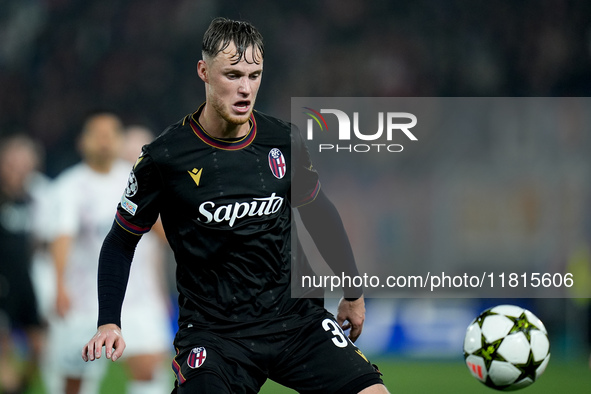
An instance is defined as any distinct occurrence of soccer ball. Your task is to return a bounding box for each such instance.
[463,304,550,391]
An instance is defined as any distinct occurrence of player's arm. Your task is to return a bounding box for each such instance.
[50,175,78,318]
[83,148,162,362]
[291,125,366,341]
[82,220,141,362]
[298,189,362,298]
[298,189,365,342]
[51,234,73,317]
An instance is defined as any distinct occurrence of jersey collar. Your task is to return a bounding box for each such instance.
[188,103,257,151]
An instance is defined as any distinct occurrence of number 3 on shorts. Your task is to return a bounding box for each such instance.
[322,318,349,348]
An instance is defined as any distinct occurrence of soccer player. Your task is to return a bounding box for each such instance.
[119,125,173,394]
[0,135,46,394]
[82,18,388,393]
[48,114,172,394]
[48,113,128,394]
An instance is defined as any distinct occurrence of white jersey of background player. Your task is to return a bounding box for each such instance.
[47,114,171,394]
[120,125,172,394]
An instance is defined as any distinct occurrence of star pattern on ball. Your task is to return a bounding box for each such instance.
[507,312,539,340]
[463,305,550,391]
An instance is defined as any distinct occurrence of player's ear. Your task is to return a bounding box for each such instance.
[197,60,208,83]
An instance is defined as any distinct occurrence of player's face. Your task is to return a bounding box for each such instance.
[80,115,123,168]
[0,143,37,196]
[121,126,152,164]
[199,42,263,127]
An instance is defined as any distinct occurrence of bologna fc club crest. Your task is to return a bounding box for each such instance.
[268,148,286,179]
[187,347,207,369]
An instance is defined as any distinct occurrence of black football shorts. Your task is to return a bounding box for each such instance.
[0,270,42,330]
[171,311,383,393]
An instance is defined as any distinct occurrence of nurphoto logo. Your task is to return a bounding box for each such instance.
[302,107,418,153]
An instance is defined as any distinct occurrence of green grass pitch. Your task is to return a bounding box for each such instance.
[25,356,590,393]
[258,357,591,394]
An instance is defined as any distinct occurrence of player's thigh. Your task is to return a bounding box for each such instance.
[271,315,383,394]
[126,353,167,381]
[171,327,265,394]
[49,315,107,378]
[122,306,172,357]
[359,383,390,394]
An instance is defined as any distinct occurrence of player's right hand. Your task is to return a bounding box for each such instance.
[81,323,126,363]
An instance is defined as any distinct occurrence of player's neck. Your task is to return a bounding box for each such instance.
[86,159,114,174]
[199,105,250,139]
[0,184,26,200]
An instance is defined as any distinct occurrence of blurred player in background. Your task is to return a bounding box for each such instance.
[48,112,126,394]
[82,18,388,393]
[48,114,172,394]
[119,125,173,394]
[0,135,46,394]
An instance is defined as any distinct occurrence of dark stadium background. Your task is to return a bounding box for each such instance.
[1,0,590,392]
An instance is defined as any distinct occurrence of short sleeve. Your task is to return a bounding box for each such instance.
[290,125,320,208]
[115,149,162,235]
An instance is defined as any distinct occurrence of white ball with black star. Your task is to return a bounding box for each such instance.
[463,304,550,391]
[125,171,138,197]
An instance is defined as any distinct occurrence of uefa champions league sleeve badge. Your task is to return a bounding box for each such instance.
[125,171,138,197]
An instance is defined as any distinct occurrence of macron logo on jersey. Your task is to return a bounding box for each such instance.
[188,168,203,186]
[198,193,284,227]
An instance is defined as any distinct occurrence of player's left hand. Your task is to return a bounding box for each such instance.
[336,296,365,343]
